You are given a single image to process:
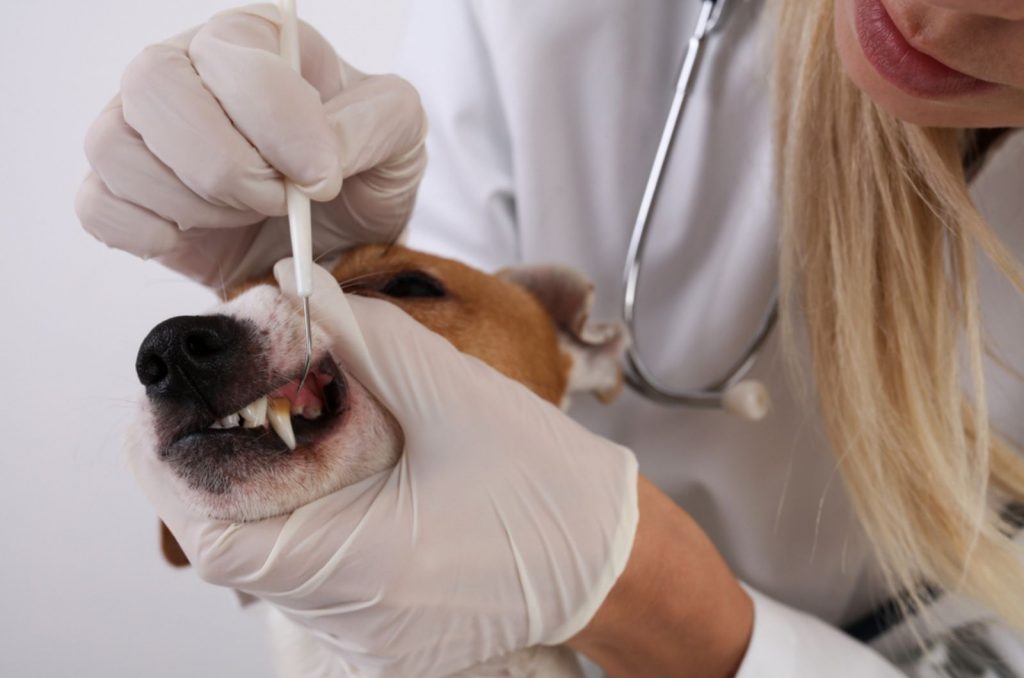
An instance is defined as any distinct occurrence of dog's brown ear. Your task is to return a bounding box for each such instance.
[499,265,628,403]
[160,520,190,567]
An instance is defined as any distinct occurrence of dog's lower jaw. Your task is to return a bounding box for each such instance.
[143,373,402,523]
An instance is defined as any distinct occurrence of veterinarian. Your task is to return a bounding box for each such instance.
[77,1,1024,675]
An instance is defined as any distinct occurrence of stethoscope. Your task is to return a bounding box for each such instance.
[622,0,775,421]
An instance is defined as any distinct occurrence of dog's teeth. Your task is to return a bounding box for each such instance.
[219,413,241,429]
[268,398,296,450]
[303,404,322,420]
[239,396,268,428]
[210,420,223,429]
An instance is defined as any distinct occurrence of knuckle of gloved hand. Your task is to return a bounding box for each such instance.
[377,73,420,105]
[74,178,110,243]
[195,7,278,56]
[73,181,150,255]
[190,555,234,588]
[121,43,177,109]
[379,74,427,135]
[193,546,312,593]
[187,541,260,588]
[190,152,252,205]
[83,109,124,174]
[230,3,283,31]
[285,135,341,194]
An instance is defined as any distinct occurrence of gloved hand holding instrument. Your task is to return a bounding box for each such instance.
[76,3,427,290]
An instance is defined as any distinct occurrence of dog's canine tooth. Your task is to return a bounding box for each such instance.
[240,396,269,428]
[268,397,297,450]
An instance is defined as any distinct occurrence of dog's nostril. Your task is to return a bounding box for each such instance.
[137,353,168,386]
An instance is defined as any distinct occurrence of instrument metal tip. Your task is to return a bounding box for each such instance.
[296,297,313,394]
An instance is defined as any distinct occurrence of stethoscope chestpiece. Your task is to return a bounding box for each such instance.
[721,380,771,421]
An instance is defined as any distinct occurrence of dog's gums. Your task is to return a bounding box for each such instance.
[203,358,343,450]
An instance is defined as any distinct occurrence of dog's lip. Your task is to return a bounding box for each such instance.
[169,355,346,445]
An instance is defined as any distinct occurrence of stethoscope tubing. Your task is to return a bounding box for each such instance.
[621,0,777,414]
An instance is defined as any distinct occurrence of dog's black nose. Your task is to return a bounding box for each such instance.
[136,315,250,401]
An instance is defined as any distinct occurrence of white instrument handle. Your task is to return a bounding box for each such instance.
[277,0,312,299]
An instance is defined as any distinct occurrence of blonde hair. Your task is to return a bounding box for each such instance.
[772,0,1024,630]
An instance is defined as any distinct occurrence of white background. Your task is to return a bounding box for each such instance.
[0,2,408,676]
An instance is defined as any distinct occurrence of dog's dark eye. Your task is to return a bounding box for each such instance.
[379,272,446,299]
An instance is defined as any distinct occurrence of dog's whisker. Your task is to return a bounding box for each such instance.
[314,244,350,265]
[139,278,208,290]
[380,218,405,257]
[91,397,142,408]
[216,262,229,302]
[336,271,392,289]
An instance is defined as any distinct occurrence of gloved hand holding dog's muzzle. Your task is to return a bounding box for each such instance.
[125,260,639,676]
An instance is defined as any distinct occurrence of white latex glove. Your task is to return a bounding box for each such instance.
[76,4,426,290]
[126,261,639,676]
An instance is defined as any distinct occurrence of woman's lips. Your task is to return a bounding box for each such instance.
[854,0,998,99]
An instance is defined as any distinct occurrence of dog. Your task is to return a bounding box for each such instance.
[133,244,627,676]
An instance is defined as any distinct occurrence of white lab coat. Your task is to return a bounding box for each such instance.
[396,0,1024,675]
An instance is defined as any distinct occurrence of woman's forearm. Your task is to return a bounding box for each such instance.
[567,475,754,677]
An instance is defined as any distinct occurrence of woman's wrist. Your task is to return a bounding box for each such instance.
[567,475,754,677]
